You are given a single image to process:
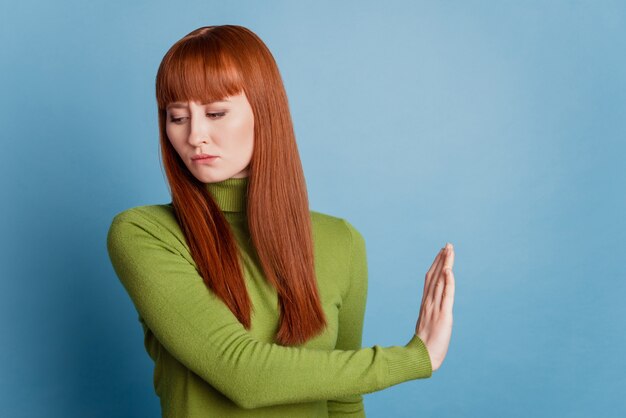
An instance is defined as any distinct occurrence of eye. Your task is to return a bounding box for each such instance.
[168,112,226,124]
[207,112,226,119]
[170,116,186,124]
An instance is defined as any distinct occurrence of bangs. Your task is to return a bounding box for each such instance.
[156,36,245,110]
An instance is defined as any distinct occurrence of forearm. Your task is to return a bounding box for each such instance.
[107,210,432,409]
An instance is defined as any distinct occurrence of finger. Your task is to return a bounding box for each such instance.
[433,270,445,311]
[433,245,452,306]
[423,248,445,297]
[440,268,455,313]
[428,247,448,301]
[427,247,446,277]
[443,243,455,272]
[424,248,445,301]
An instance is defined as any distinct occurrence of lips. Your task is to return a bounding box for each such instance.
[192,154,218,160]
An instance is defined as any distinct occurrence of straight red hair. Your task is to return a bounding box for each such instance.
[155,25,326,346]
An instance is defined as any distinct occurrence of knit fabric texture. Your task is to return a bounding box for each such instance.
[106,176,432,417]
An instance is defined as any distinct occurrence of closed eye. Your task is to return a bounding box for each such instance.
[169,112,227,124]
[207,112,226,120]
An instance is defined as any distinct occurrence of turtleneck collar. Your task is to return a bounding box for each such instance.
[205,176,248,213]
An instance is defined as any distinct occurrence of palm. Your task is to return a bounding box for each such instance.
[415,243,455,372]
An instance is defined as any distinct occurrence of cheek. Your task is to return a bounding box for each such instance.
[227,120,254,149]
[235,128,254,156]
[166,125,183,145]
[166,128,186,157]
[165,126,175,146]
[237,115,254,149]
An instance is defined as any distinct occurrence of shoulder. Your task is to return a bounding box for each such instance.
[309,209,366,269]
[310,209,365,246]
[109,203,178,231]
[309,210,367,298]
[107,203,188,251]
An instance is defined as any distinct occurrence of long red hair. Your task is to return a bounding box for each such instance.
[155,25,326,346]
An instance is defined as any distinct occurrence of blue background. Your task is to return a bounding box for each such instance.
[1,1,624,417]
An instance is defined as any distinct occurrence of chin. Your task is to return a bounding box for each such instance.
[186,168,216,183]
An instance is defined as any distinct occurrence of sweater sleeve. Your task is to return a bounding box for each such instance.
[106,209,432,410]
[327,220,369,417]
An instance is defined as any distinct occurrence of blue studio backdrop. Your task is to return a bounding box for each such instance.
[1,1,624,417]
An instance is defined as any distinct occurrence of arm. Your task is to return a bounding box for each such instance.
[106,208,432,410]
[327,220,369,417]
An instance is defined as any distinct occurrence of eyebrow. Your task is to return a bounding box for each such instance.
[166,100,230,110]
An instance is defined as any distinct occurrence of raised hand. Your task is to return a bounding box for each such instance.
[415,242,455,372]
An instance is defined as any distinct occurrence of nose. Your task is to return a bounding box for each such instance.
[188,112,211,146]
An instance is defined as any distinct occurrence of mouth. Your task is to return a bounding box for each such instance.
[192,154,218,160]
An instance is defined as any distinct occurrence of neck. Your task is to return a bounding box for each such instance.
[205,176,248,213]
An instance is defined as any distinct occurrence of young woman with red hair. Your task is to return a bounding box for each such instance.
[107,24,455,417]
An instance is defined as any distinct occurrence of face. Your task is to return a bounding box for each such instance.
[165,91,254,182]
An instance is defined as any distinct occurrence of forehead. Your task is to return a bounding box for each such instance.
[166,99,231,111]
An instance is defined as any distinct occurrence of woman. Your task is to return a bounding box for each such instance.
[107,24,455,418]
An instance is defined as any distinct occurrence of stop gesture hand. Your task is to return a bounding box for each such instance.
[415,243,455,372]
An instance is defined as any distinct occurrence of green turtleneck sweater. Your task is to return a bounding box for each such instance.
[106,176,432,418]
